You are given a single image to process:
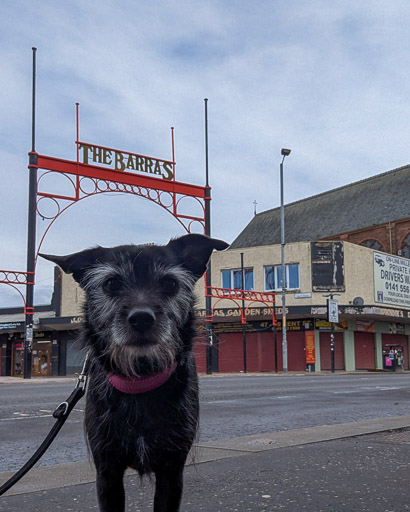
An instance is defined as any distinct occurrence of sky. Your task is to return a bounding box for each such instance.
[1,0,410,307]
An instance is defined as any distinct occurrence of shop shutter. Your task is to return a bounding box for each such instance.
[287,332,307,371]
[320,332,345,370]
[218,333,244,372]
[275,332,305,371]
[354,332,375,370]
[193,336,207,373]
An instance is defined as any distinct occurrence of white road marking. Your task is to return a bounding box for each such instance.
[333,386,401,394]
[1,408,84,422]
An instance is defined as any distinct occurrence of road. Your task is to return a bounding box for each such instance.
[1,373,409,472]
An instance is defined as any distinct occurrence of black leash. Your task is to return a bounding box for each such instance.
[0,353,90,497]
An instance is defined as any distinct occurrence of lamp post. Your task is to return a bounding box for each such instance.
[241,252,247,373]
[323,293,341,373]
[280,148,291,373]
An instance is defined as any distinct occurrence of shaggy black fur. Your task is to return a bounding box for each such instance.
[41,234,228,512]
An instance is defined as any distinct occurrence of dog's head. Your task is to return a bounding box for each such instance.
[41,234,228,375]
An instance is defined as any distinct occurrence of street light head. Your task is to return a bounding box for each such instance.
[281,148,291,156]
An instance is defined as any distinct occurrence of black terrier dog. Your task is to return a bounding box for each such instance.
[41,234,228,512]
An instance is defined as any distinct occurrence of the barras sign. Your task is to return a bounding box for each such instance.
[374,252,410,308]
[79,143,174,180]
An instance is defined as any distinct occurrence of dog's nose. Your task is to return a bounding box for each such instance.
[128,308,156,333]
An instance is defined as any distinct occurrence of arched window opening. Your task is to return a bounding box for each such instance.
[359,239,383,251]
[400,233,410,258]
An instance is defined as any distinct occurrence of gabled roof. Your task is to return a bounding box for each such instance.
[230,165,410,249]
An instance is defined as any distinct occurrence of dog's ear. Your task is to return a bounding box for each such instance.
[168,234,229,279]
[39,247,106,284]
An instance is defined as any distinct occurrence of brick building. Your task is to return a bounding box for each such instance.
[231,164,410,256]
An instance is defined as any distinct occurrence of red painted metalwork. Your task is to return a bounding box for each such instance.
[205,286,277,325]
[0,271,34,307]
[29,102,207,256]
[0,271,34,285]
[32,146,207,257]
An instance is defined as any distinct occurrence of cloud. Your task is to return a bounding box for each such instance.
[1,0,410,307]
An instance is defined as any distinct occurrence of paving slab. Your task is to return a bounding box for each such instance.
[1,427,410,511]
[2,414,410,499]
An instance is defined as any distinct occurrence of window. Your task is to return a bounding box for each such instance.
[400,233,410,259]
[360,239,383,251]
[265,264,300,291]
[221,268,254,290]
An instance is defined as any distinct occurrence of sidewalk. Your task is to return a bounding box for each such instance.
[1,369,407,385]
[1,415,410,511]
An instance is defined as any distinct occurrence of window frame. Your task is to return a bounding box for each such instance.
[221,267,254,291]
[264,263,300,291]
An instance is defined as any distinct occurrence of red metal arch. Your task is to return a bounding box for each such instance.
[33,150,207,259]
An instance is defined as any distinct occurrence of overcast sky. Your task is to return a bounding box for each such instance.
[1,0,410,307]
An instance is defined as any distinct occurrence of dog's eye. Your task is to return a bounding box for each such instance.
[103,276,122,295]
[159,276,179,295]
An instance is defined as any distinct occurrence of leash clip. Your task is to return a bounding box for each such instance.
[75,352,90,393]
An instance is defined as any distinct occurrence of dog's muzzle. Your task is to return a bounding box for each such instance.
[127,308,156,333]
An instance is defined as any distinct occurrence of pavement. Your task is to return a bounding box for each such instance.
[1,412,410,511]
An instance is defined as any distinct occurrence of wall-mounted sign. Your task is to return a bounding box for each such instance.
[374,252,410,308]
[356,320,375,332]
[79,143,174,181]
[389,323,405,334]
[315,319,348,331]
[311,242,345,292]
[0,322,24,331]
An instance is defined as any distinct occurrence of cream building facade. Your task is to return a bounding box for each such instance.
[193,241,410,373]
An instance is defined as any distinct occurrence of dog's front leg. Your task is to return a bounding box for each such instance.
[154,466,184,512]
[96,465,126,512]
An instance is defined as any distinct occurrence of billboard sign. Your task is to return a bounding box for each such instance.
[374,252,410,308]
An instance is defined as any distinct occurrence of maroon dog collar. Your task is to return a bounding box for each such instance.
[107,362,178,394]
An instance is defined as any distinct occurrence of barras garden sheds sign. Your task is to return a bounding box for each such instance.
[374,252,410,308]
[79,143,174,180]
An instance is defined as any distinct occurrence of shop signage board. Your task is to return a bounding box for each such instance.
[374,252,410,308]
[0,322,25,331]
[315,319,348,331]
[79,143,174,180]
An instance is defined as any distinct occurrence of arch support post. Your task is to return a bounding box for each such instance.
[24,48,37,379]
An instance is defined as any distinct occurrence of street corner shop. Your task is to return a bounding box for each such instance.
[192,241,410,373]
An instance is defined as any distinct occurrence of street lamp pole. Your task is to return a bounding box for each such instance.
[241,252,247,373]
[280,148,291,373]
[323,293,341,373]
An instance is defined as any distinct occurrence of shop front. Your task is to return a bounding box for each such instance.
[382,333,408,371]
[11,339,52,377]
[206,318,314,373]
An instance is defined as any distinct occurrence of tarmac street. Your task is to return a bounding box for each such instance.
[1,373,410,511]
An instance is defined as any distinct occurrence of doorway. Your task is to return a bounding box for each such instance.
[32,341,51,377]
[12,340,52,377]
